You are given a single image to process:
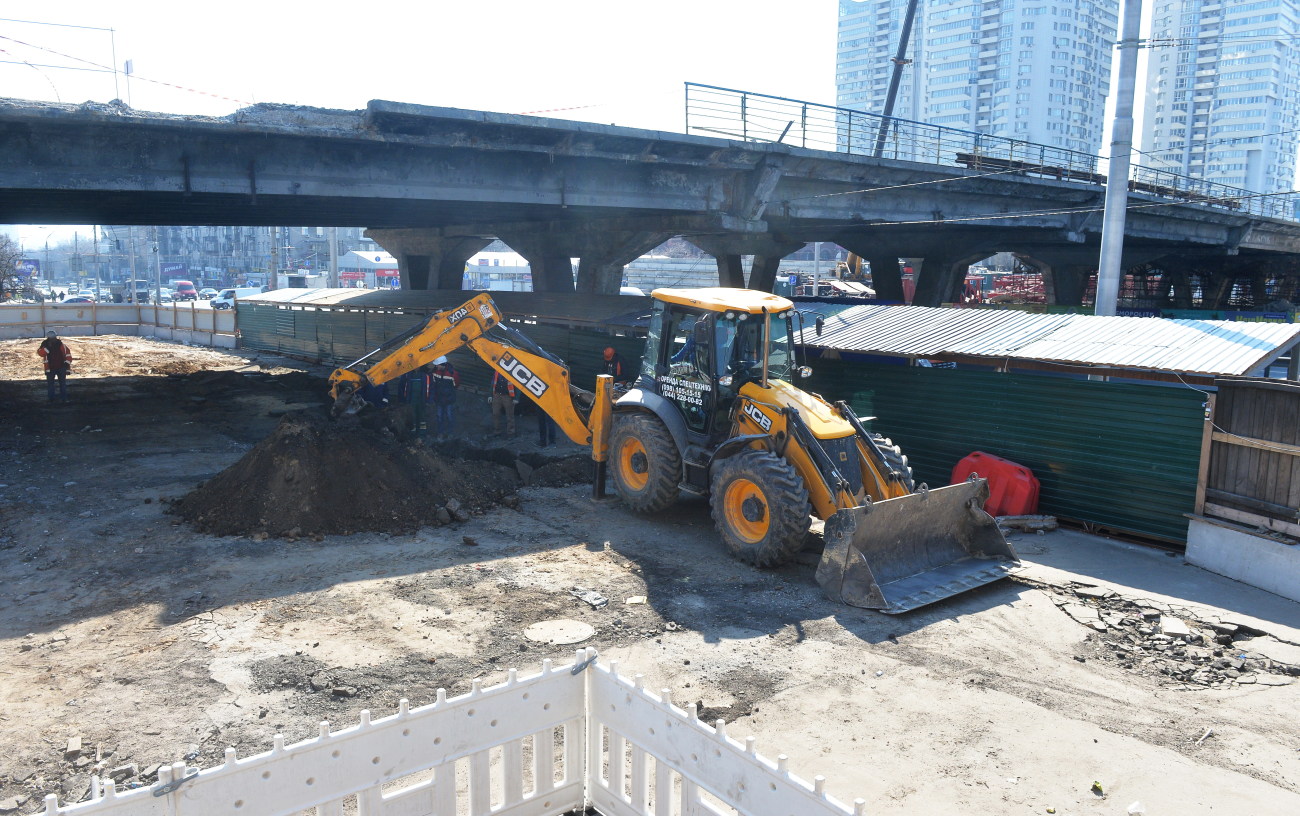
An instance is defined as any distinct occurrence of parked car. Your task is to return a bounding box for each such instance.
[211,286,266,310]
[172,280,199,301]
[199,288,218,300]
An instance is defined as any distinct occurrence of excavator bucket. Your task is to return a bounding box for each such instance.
[816,479,1020,614]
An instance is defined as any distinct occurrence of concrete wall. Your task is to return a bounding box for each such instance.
[0,303,237,348]
[1186,516,1300,603]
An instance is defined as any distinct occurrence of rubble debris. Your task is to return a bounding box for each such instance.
[570,587,609,609]
[1037,582,1299,687]
[997,515,1058,533]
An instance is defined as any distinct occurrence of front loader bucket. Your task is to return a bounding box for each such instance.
[816,480,1019,614]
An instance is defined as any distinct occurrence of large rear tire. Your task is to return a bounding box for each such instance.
[710,449,810,568]
[610,413,681,513]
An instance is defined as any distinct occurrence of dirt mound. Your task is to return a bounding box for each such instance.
[174,410,519,536]
[526,456,593,487]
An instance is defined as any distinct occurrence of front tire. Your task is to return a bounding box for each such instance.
[710,449,810,568]
[870,433,916,492]
[610,413,681,513]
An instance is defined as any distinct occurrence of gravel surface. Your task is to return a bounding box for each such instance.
[0,336,1297,815]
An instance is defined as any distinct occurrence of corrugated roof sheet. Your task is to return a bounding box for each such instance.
[799,305,1300,376]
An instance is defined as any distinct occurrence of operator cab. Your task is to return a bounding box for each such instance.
[641,288,800,440]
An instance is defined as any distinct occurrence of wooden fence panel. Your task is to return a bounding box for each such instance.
[1204,378,1300,537]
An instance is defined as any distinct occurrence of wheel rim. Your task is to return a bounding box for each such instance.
[618,437,650,491]
[723,477,769,543]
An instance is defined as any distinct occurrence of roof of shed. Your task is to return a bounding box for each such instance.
[242,288,650,328]
[799,305,1300,377]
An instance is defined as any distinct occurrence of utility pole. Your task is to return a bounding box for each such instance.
[1095,0,1144,316]
[328,227,339,288]
[93,227,102,295]
[152,226,163,304]
[812,242,822,297]
[128,227,138,300]
[268,226,279,291]
[874,0,920,158]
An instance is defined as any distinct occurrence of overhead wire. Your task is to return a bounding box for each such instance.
[0,32,252,106]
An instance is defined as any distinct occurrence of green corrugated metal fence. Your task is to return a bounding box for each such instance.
[237,304,645,396]
[805,360,1206,542]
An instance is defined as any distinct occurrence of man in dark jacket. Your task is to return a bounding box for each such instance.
[491,370,517,437]
[38,331,73,403]
[430,357,459,440]
[398,367,431,440]
[602,346,634,386]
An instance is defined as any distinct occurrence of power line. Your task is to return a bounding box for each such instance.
[0,33,252,106]
[0,17,113,32]
[0,58,109,74]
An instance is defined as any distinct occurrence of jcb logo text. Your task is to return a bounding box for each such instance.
[500,353,548,398]
[743,402,772,432]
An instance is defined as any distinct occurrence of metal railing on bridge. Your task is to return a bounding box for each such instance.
[684,83,1295,220]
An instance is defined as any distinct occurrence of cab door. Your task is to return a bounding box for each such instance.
[655,305,718,435]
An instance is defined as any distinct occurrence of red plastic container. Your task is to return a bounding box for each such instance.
[950,451,1039,516]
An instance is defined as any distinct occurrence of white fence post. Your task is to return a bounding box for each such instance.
[36,649,864,816]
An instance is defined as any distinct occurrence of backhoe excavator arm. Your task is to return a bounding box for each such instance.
[327,293,613,454]
[328,293,500,412]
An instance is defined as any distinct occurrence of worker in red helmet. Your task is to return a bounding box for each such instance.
[601,346,634,386]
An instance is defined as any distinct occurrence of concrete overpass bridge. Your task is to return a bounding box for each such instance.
[2,90,1299,307]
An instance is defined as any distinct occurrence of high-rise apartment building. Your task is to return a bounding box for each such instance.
[1141,0,1300,193]
[836,0,1119,154]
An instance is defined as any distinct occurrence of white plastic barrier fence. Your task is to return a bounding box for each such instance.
[37,650,865,816]
[0,303,236,347]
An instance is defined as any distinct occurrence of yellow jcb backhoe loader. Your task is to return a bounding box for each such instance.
[328,288,1018,614]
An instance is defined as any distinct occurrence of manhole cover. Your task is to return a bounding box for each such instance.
[524,619,595,644]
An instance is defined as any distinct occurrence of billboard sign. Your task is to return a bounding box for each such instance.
[15,259,39,277]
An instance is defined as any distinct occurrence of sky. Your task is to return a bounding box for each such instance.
[3,1,837,246]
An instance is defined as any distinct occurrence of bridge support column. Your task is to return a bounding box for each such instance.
[911,247,992,306]
[687,235,803,292]
[715,255,746,288]
[496,223,672,294]
[832,238,907,301]
[503,242,576,292]
[575,230,673,294]
[366,229,491,290]
[1015,250,1098,307]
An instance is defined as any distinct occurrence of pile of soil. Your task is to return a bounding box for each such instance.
[174,410,519,536]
